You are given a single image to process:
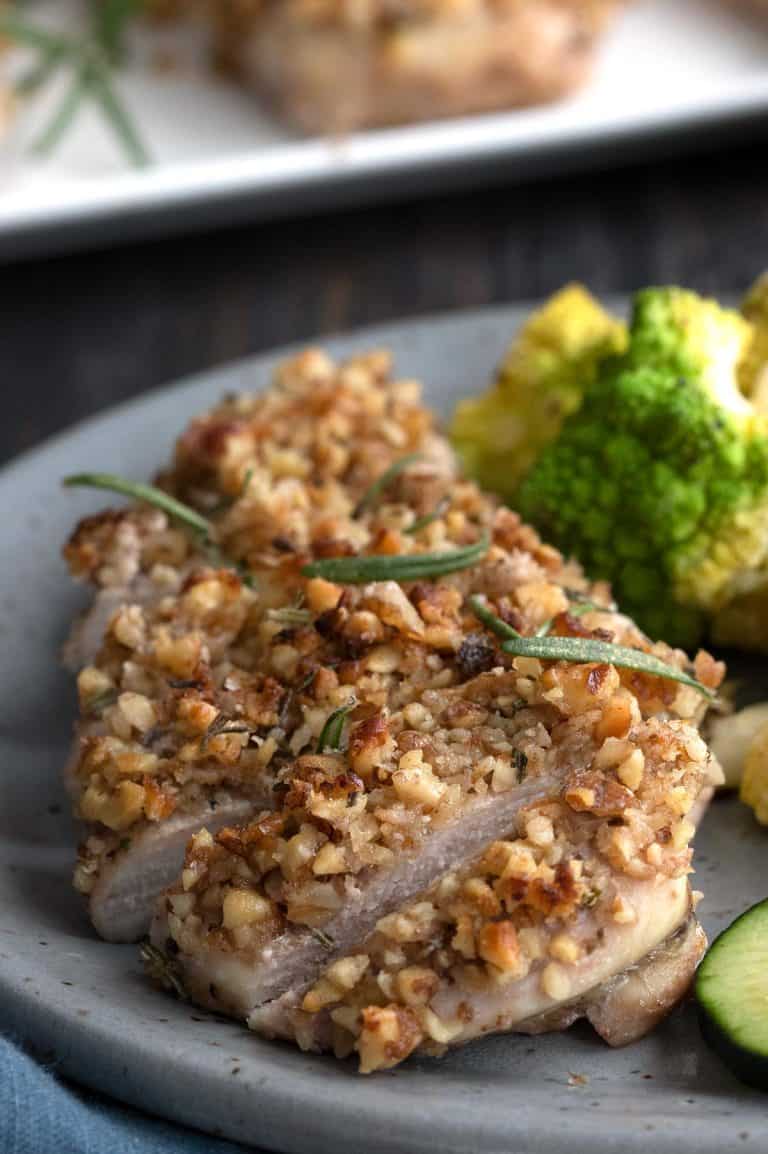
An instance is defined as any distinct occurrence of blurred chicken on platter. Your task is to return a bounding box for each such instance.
[211,0,621,132]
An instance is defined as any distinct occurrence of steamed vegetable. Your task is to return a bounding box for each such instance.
[740,719,768,825]
[710,275,768,649]
[451,284,627,498]
[696,898,768,1090]
[515,287,768,649]
[708,703,768,790]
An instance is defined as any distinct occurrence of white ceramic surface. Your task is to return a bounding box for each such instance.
[1,0,768,257]
[1,302,767,1153]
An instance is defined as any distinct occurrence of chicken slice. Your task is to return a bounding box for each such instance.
[148,713,717,1068]
[80,797,258,942]
[251,877,697,1071]
[213,0,619,133]
[243,808,705,1072]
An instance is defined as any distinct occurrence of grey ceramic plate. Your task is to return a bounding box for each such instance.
[1,303,766,1154]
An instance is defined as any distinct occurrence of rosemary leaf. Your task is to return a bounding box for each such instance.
[302,532,490,584]
[534,599,612,637]
[201,715,253,750]
[404,496,450,536]
[87,51,149,168]
[0,13,66,54]
[95,0,141,63]
[140,942,186,1000]
[16,47,65,96]
[266,607,313,627]
[240,467,254,497]
[31,67,87,156]
[317,698,357,753]
[86,688,118,717]
[502,634,715,699]
[468,597,714,700]
[64,473,212,539]
[468,595,521,641]
[354,453,423,516]
[310,927,335,950]
[1,6,149,166]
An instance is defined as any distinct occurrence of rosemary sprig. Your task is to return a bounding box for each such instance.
[140,942,186,1000]
[302,532,490,585]
[469,596,715,701]
[317,698,357,753]
[405,496,451,536]
[1,4,149,165]
[354,453,423,517]
[64,472,213,538]
[64,471,263,589]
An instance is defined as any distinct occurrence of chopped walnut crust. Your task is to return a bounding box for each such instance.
[64,347,723,934]
[245,720,708,1072]
[155,710,714,1013]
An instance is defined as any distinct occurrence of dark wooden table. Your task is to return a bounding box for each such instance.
[1,136,766,466]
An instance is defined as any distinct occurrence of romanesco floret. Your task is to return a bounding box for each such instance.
[450,284,627,499]
[517,287,768,649]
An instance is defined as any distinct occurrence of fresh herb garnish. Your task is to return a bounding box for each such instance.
[64,471,262,585]
[317,698,357,753]
[296,669,318,694]
[140,942,186,999]
[354,453,423,517]
[240,467,254,497]
[309,927,335,950]
[266,607,313,627]
[534,599,611,637]
[405,496,451,536]
[201,715,253,750]
[469,596,715,700]
[64,473,212,537]
[1,4,149,165]
[86,688,118,717]
[302,532,490,584]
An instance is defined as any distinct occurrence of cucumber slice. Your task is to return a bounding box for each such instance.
[696,898,768,1089]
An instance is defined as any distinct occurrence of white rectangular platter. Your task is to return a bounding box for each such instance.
[1,0,767,257]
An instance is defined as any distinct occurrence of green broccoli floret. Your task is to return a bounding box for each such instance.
[450,285,627,499]
[518,287,768,649]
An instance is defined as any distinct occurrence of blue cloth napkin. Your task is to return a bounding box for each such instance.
[1,1034,251,1154]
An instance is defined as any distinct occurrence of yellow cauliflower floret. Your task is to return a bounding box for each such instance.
[450,284,627,500]
[740,719,768,825]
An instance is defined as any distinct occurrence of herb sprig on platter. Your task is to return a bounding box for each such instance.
[1,2,148,165]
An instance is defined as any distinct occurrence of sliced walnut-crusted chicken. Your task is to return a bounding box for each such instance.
[64,346,722,969]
